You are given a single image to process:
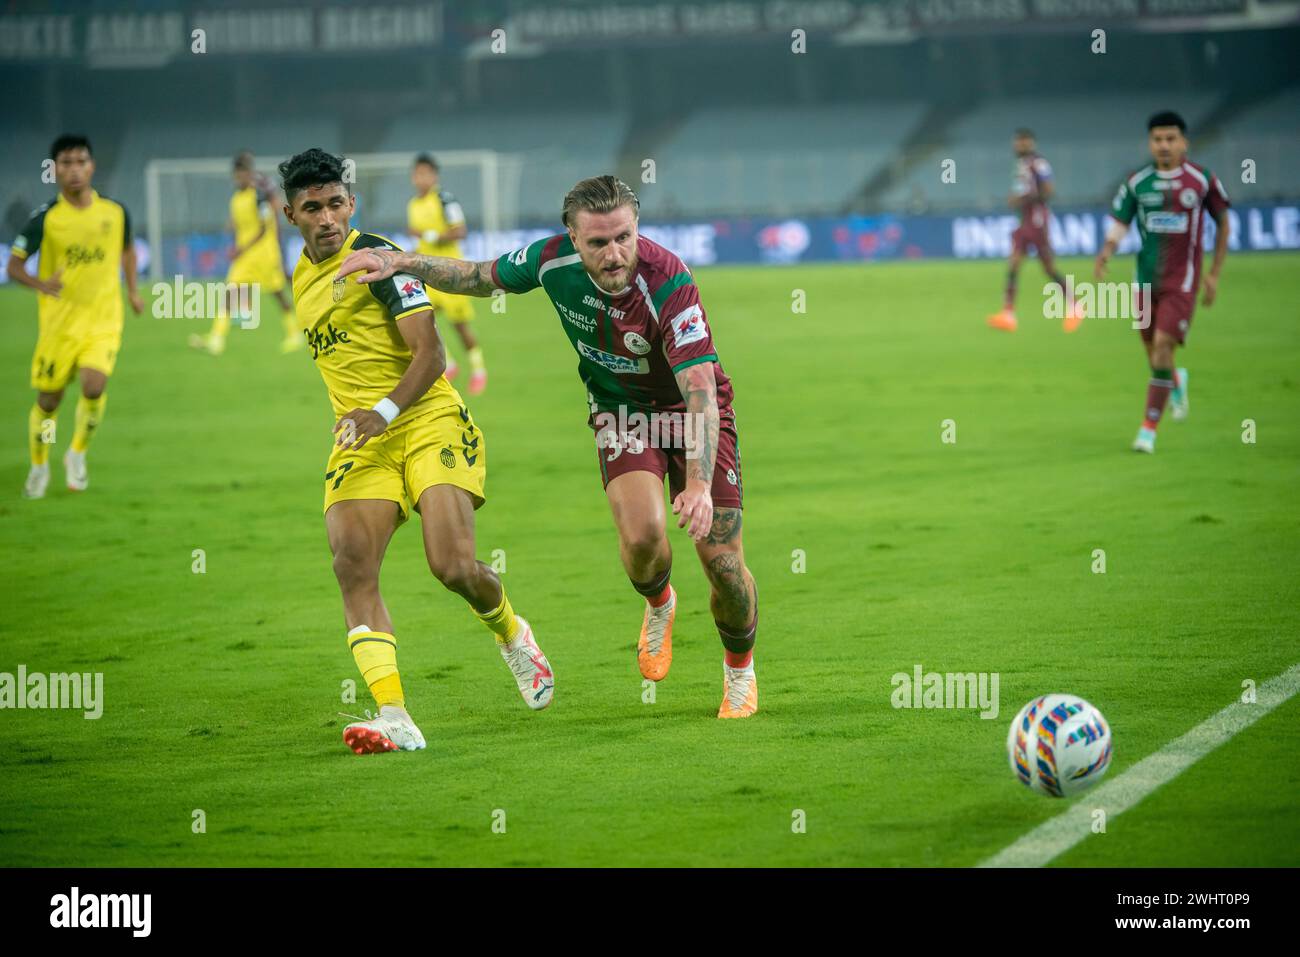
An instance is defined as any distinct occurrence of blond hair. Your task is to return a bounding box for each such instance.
[562,175,640,228]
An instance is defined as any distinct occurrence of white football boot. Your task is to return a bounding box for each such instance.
[1132,426,1157,454]
[23,463,50,499]
[342,706,426,754]
[1170,367,1189,421]
[64,449,88,491]
[500,617,554,710]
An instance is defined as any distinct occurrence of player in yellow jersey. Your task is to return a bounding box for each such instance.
[7,135,143,498]
[278,148,554,754]
[190,151,299,356]
[408,154,487,394]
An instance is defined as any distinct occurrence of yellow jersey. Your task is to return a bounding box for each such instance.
[407,189,465,259]
[292,229,458,424]
[10,190,131,334]
[230,180,279,263]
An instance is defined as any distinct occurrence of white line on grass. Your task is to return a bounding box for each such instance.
[979,662,1300,868]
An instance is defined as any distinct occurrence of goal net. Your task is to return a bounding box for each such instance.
[144,150,521,281]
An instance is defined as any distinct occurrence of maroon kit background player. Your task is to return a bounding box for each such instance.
[988,129,1084,333]
[1095,110,1230,454]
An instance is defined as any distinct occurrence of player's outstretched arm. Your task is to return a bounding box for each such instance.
[672,361,721,542]
[336,247,500,298]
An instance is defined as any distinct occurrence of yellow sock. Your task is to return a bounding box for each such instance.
[348,627,404,708]
[29,404,57,466]
[477,590,521,644]
[211,312,231,340]
[467,346,486,374]
[71,394,106,453]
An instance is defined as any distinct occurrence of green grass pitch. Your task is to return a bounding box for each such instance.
[0,253,1297,867]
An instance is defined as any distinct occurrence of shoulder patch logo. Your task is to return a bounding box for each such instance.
[670,304,706,348]
[509,246,528,267]
[393,273,430,309]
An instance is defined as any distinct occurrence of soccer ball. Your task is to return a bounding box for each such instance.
[1007,694,1112,798]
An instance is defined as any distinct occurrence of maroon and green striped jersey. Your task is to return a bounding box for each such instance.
[1109,160,1229,294]
[492,233,733,416]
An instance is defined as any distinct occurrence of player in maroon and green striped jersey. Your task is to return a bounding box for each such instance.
[336,176,761,718]
[987,128,1084,334]
[1095,110,1230,454]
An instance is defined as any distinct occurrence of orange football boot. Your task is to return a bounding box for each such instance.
[718,663,758,718]
[637,587,675,681]
[987,309,1018,332]
[1062,302,1085,333]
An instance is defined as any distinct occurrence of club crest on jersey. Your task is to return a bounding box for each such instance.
[623,332,651,355]
[1179,187,1199,209]
[671,304,706,348]
[332,278,345,302]
[393,273,429,309]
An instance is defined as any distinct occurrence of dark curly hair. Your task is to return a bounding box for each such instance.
[278,148,348,203]
[50,134,92,161]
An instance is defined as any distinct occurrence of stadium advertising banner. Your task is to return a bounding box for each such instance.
[2,0,1288,62]
[5,201,1290,281]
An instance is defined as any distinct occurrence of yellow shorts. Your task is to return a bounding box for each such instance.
[428,288,475,324]
[323,401,486,521]
[31,324,121,391]
[227,252,285,292]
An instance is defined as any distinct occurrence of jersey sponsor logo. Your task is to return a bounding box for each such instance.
[670,304,706,348]
[577,340,649,375]
[1144,211,1189,234]
[1179,188,1200,209]
[623,331,651,355]
[557,301,596,332]
[307,322,351,359]
[393,273,430,309]
[1139,192,1164,207]
[65,244,108,267]
[583,293,626,320]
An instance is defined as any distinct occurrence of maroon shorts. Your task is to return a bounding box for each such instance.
[1134,286,1195,344]
[1012,223,1053,261]
[592,409,743,509]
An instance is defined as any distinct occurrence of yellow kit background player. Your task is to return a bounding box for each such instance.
[278,148,553,755]
[6,134,143,499]
[408,154,487,394]
[190,151,299,355]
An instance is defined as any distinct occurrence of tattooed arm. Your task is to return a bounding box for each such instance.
[671,361,720,542]
[336,246,500,297]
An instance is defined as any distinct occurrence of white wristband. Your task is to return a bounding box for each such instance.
[372,397,400,425]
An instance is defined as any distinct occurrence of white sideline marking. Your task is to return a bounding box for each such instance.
[979,662,1300,868]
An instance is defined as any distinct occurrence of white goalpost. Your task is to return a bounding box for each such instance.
[144,150,521,281]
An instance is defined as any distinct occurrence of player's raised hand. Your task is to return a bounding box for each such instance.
[1201,272,1219,306]
[337,248,402,285]
[334,408,386,450]
[672,480,714,542]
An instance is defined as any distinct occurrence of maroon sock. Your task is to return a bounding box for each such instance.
[1143,368,1175,429]
[1003,269,1017,310]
